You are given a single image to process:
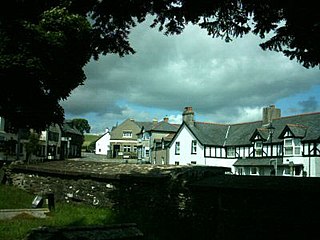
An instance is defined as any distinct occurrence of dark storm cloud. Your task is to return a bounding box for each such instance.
[61,18,320,133]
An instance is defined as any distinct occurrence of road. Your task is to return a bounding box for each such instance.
[78,152,139,164]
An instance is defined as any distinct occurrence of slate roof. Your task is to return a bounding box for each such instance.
[233,157,284,166]
[62,122,82,135]
[186,112,320,147]
[138,121,179,133]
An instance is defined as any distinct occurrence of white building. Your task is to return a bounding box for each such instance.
[95,129,111,155]
[169,106,320,177]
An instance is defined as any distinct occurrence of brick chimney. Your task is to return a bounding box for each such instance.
[182,106,194,125]
[163,116,169,123]
[262,105,281,125]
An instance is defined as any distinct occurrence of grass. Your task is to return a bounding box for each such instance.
[0,185,115,240]
[83,134,101,146]
[0,185,35,209]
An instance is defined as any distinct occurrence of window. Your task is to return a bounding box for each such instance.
[255,141,263,157]
[283,167,291,175]
[227,147,235,158]
[146,149,150,157]
[175,142,180,155]
[250,167,258,175]
[123,145,131,152]
[284,138,301,156]
[143,132,150,140]
[294,139,301,155]
[191,140,197,154]
[190,161,197,165]
[237,168,243,175]
[175,161,179,165]
[123,131,132,138]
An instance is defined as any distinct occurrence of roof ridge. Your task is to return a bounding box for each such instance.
[286,123,308,128]
[195,121,228,126]
[274,111,320,120]
[229,120,262,126]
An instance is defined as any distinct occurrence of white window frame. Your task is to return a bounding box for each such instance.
[123,145,131,152]
[123,131,132,138]
[175,142,180,155]
[237,167,244,175]
[227,147,235,158]
[284,138,301,156]
[191,140,197,154]
[255,141,263,157]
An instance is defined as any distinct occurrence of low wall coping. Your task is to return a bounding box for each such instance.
[9,160,229,182]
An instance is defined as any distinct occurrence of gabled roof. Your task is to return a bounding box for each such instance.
[279,124,307,139]
[249,128,269,142]
[138,121,180,133]
[181,112,320,147]
[62,122,82,135]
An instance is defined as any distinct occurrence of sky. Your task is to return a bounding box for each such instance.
[60,18,320,134]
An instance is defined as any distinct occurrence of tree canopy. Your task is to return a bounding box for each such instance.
[70,118,91,134]
[1,0,319,130]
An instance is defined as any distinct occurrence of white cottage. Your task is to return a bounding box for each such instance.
[95,129,111,155]
[169,107,236,171]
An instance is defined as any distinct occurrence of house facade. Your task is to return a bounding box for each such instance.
[0,118,63,161]
[95,129,111,155]
[0,117,83,162]
[109,119,142,159]
[60,121,83,159]
[136,117,179,164]
[169,106,320,177]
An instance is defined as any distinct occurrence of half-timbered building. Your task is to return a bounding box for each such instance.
[169,105,320,177]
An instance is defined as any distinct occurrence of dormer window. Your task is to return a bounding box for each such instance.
[255,141,263,157]
[123,131,132,138]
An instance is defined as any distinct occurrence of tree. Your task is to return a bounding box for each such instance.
[25,131,40,163]
[71,118,91,135]
[0,1,92,131]
[1,0,319,130]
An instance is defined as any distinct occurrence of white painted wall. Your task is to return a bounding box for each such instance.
[95,130,110,155]
[205,157,237,173]
[169,125,235,172]
[169,125,205,165]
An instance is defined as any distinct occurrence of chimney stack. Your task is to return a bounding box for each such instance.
[182,106,194,125]
[163,116,169,123]
[153,118,158,125]
[262,105,281,125]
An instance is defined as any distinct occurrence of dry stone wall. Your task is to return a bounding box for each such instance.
[6,161,228,209]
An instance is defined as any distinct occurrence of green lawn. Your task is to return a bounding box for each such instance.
[82,134,101,151]
[0,185,115,240]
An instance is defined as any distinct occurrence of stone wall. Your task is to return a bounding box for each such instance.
[4,161,229,239]
[6,161,228,209]
[5,161,320,240]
